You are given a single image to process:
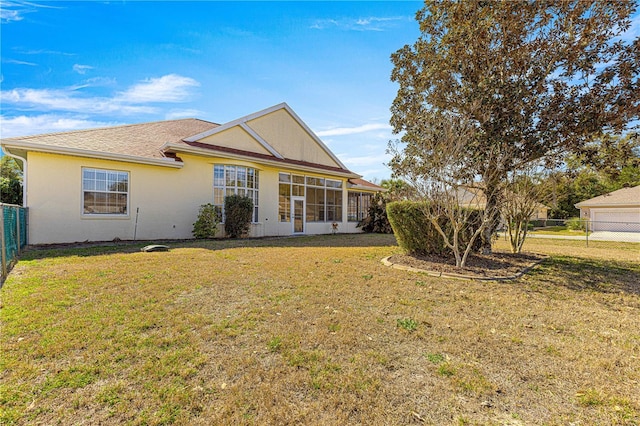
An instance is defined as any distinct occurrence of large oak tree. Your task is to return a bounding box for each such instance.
[389,0,639,253]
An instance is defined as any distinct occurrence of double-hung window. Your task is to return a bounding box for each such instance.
[82,168,129,215]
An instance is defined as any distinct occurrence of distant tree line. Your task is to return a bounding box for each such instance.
[541,133,640,218]
[1,157,23,205]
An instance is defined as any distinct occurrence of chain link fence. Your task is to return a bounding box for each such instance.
[1,203,28,284]
[512,218,640,246]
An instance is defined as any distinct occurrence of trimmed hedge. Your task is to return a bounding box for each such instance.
[224,195,254,238]
[387,201,444,255]
[386,200,483,256]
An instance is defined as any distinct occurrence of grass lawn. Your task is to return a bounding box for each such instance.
[528,226,589,237]
[1,234,639,425]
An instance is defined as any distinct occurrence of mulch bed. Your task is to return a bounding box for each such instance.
[387,251,547,279]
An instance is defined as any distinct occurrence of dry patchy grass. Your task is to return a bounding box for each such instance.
[1,234,639,425]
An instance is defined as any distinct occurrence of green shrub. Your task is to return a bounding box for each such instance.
[192,203,220,239]
[224,195,254,238]
[387,201,445,255]
[566,217,585,231]
[530,219,546,228]
[359,192,393,233]
[386,200,483,256]
[510,220,534,231]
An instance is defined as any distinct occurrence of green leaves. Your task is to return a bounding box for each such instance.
[1,157,23,205]
[391,0,638,167]
[192,203,220,239]
[389,1,639,252]
[224,194,254,238]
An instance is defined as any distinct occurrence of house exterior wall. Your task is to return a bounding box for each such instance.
[25,151,369,244]
[27,152,211,244]
[579,206,640,232]
[198,126,272,155]
[531,207,548,220]
[247,109,338,168]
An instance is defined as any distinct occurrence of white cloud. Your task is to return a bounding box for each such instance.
[69,77,117,90]
[340,152,392,182]
[1,87,157,115]
[0,6,22,23]
[310,16,408,32]
[18,49,75,56]
[310,19,339,30]
[339,152,391,168]
[0,114,121,138]
[355,17,402,29]
[73,64,93,74]
[316,123,391,137]
[315,120,395,180]
[3,58,37,66]
[0,74,200,116]
[117,74,200,103]
[165,109,205,120]
[0,1,63,24]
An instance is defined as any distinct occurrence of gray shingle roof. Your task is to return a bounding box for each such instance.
[1,113,367,179]
[1,119,219,160]
[348,178,384,191]
[575,185,640,207]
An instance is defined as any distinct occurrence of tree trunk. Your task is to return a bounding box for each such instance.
[481,178,501,254]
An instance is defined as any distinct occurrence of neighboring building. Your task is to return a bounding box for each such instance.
[457,187,549,220]
[0,103,383,244]
[575,185,640,232]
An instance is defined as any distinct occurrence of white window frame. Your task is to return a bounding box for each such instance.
[81,167,130,217]
[278,172,343,223]
[348,191,373,222]
[213,164,259,222]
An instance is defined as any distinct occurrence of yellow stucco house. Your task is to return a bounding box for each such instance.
[1,103,382,244]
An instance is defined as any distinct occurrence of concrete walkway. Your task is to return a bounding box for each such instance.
[514,231,640,243]
[588,231,640,243]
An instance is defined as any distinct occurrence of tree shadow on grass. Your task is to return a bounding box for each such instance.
[527,256,640,295]
[17,233,399,261]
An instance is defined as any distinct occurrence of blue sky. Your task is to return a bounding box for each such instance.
[0,1,424,181]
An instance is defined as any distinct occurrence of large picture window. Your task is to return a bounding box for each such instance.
[213,165,259,222]
[82,168,129,215]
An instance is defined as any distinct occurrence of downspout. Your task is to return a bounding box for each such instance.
[2,149,27,207]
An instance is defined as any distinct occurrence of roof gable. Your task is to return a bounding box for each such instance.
[197,126,273,156]
[183,103,347,170]
[1,104,358,176]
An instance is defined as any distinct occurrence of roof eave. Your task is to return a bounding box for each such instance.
[348,184,385,192]
[163,142,360,179]
[575,202,640,208]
